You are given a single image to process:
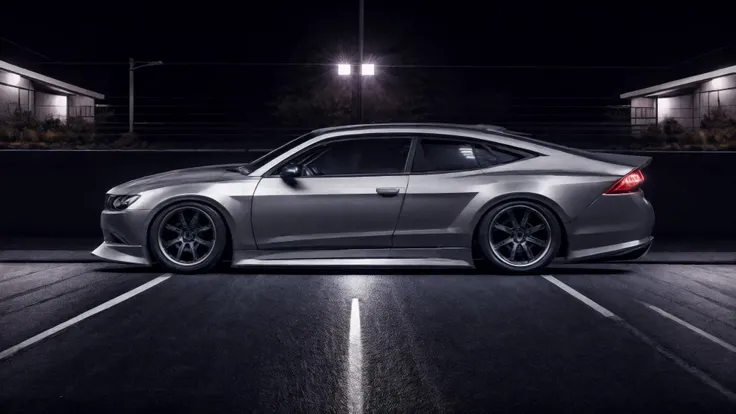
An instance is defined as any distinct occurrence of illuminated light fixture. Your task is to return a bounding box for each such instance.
[6,73,21,86]
[361,63,375,76]
[337,63,351,76]
[604,169,645,194]
[711,76,727,90]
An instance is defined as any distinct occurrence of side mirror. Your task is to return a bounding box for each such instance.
[280,164,301,179]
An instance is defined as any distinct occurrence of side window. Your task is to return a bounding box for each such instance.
[412,138,524,173]
[475,145,523,167]
[300,138,412,176]
[412,139,485,173]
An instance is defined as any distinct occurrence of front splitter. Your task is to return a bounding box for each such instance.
[92,242,151,266]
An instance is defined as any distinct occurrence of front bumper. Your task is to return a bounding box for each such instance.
[92,242,151,266]
[91,208,152,266]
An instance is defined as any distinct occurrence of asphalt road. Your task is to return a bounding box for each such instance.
[0,262,734,413]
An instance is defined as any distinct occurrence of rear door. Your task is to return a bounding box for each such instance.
[251,136,412,249]
[392,136,523,248]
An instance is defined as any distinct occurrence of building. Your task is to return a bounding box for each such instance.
[621,65,736,131]
[0,59,104,123]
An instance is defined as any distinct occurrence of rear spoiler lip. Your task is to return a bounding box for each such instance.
[582,151,653,172]
[637,157,652,170]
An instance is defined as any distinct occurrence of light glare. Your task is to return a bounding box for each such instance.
[6,73,21,86]
[337,63,351,76]
[361,63,375,76]
[711,76,727,90]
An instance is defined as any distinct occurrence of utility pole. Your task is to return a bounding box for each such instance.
[351,0,365,123]
[128,58,163,134]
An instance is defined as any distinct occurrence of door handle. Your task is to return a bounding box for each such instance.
[376,187,400,197]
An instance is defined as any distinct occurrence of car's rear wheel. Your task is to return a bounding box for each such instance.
[477,201,561,274]
[148,202,227,274]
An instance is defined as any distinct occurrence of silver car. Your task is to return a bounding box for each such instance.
[92,123,655,274]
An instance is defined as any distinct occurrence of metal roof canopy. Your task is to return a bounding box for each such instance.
[620,64,736,99]
[0,60,105,100]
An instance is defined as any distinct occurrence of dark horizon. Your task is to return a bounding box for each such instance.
[2,1,736,140]
[3,2,735,95]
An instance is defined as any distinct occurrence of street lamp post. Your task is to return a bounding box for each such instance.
[129,58,163,133]
[354,0,364,123]
[337,0,371,123]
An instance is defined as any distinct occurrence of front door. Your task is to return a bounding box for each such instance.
[251,137,412,250]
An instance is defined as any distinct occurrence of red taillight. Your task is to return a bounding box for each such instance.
[604,169,645,194]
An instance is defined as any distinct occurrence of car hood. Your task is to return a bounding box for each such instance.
[109,163,248,194]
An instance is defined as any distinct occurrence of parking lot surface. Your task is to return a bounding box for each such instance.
[0,261,734,413]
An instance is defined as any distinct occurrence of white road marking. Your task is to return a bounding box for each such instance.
[348,298,363,414]
[642,302,736,354]
[541,275,615,318]
[541,275,736,403]
[0,274,171,362]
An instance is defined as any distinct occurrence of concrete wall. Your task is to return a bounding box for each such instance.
[657,95,694,128]
[34,92,67,122]
[0,150,734,239]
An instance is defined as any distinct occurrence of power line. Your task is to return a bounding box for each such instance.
[106,96,625,100]
[672,46,729,67]
[24,61,668,69]
[0,36,51,60]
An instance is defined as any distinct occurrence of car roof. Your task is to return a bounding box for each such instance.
[314,123,530,136]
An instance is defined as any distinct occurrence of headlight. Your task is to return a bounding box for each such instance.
[105,194,140,211]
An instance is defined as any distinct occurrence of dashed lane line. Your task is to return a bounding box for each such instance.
[348,298,363,414]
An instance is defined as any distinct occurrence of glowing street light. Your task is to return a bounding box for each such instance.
[337,63,352,76]
[361,63,375,76]
[336,63,375,76]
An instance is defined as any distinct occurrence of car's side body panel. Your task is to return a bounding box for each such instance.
[251,175,409,249]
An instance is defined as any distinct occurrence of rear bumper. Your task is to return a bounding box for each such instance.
[566,191,654,262]
[566,236,653,263]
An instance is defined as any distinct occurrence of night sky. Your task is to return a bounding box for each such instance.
[2,1,736,133]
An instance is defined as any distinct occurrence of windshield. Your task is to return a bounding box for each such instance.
[243,131,321,174]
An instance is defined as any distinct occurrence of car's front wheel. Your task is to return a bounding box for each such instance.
[148,202,227,273]
[477,201,561,274]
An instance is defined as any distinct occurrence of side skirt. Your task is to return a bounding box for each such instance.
[231,247,474,268]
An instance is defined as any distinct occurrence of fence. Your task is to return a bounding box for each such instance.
[0,62,684,149]
[74,96,642,149]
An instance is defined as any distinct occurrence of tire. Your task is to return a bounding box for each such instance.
[476,201,561,274]
[148,202,228,274]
